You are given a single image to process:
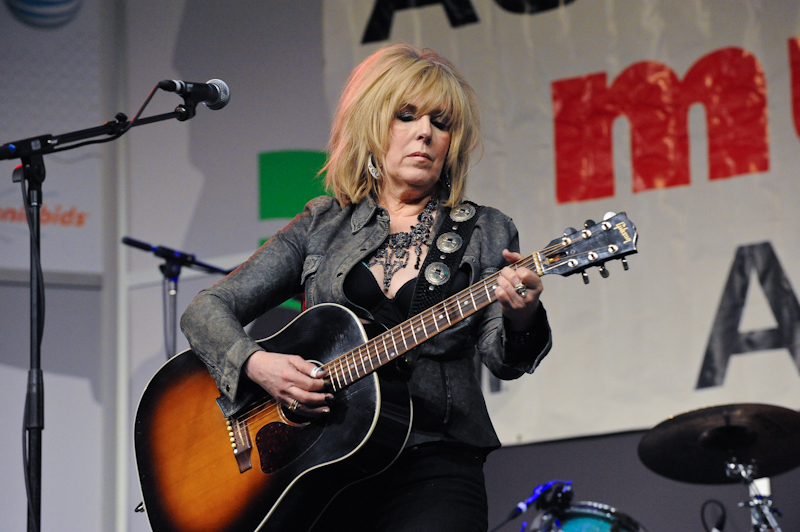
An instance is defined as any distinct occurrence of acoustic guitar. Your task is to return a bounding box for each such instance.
[134,212,638,532]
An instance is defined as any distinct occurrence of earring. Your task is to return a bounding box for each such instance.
[440,170,452,193]
[367,154,381,180]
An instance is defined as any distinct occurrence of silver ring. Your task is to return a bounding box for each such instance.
[311,366,322,379]
[289,399,299,411]
[514,283,527,298]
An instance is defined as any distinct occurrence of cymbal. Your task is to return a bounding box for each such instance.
[638,403,800,484]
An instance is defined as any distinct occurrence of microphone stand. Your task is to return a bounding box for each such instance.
[121,237,232,358]
[2,95,201,532]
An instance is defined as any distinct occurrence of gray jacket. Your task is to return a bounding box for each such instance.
[180,194,551,450]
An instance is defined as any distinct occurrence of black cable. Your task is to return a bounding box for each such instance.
[20,177,46,341]
[18,82,160,532]
[701,499,726,532]
[21,174,45,532]
[23,393,36,532]
[49,82,160,154]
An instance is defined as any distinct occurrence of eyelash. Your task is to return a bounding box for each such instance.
[396,112,450,130]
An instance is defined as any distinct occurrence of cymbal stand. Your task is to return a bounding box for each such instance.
[726,460,782,532]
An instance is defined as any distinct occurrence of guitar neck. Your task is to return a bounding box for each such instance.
[322,211,638,391]
[323,253,541,392]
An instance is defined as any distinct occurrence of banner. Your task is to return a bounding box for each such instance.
[322,0,800,444]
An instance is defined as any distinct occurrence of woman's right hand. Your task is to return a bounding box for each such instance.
[245,350,331,416]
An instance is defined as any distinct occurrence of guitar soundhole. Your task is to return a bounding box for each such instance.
[256,420,325,474]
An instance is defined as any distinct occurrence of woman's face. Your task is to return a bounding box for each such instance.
[382,103,451,194]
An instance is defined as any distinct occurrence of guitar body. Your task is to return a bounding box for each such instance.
[134,303,413,532]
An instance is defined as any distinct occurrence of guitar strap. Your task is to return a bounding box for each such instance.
[393,201,481,372]
[407,201,482,319]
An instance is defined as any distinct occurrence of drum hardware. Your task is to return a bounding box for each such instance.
[490,480,646,532]
[489,480,573,532]
[729,462,783,532]
[528,501,646,532]
[638,403,800,532]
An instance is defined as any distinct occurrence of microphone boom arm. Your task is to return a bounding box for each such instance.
[0,107,195,162]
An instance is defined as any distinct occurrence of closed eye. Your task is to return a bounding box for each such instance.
[395,109,450,131]
[431,115,450,130]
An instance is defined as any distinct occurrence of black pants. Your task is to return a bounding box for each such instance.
[310,442,489,532]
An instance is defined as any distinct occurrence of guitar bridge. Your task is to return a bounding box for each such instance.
[227,417,253,473]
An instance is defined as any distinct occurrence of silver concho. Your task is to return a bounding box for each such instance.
[425,262,451,286]
[450,203,476,222]
[436,232,463,254]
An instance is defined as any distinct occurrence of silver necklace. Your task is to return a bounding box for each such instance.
[368,197,437,291]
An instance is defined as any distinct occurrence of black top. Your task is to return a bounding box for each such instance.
[344,261,476,446]
[344,261,469,328]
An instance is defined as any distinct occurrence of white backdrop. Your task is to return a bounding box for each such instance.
[323,0,800,444]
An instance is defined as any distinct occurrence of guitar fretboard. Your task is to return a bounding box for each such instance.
[323,254,540,391]
[320,211,637,391]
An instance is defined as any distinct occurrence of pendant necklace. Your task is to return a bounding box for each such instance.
[368,196,437,291]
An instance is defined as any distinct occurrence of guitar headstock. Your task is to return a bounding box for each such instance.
[538,212,638,283]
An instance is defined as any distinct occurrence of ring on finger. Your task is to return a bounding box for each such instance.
[289,399,299,411]
[514,283,527,298]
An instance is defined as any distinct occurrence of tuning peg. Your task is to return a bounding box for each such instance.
[581,271,590,284]
[583,219,595,228]
[563,227,577,236]
[621,257,629,271]
[603,211,617,220]
[598,264,609,278]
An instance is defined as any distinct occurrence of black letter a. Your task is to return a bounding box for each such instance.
[696,242,800,388]
[362,0,479,44]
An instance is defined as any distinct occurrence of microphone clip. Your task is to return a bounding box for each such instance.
[174,102,197,122]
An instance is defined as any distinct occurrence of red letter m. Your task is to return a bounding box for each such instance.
[552,48,769,203]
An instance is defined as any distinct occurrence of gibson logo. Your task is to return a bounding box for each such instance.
[615,222,632,244]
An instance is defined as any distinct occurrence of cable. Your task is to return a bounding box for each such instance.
[15,80,183,532]
[701,499,726,532]
[50,83,160,154]
[21,174,45,532]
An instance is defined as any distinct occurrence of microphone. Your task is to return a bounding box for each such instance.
[157,79,230,110]
[488,481,573,532]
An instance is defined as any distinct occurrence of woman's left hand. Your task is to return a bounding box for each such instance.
[495,249,543,331]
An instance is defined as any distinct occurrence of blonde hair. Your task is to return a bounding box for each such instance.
[322,44,481,207]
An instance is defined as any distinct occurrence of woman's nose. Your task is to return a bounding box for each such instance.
[415,115,432,142]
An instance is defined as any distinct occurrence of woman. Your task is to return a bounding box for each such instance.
[181,44,551,532]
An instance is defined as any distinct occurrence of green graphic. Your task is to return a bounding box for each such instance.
[258,150,329,311]
[259,150,329,220]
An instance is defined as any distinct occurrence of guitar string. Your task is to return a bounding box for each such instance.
[233,259,529,424]
[230,237,618,426]
[317,253,536,388]
[315,243,606,389]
